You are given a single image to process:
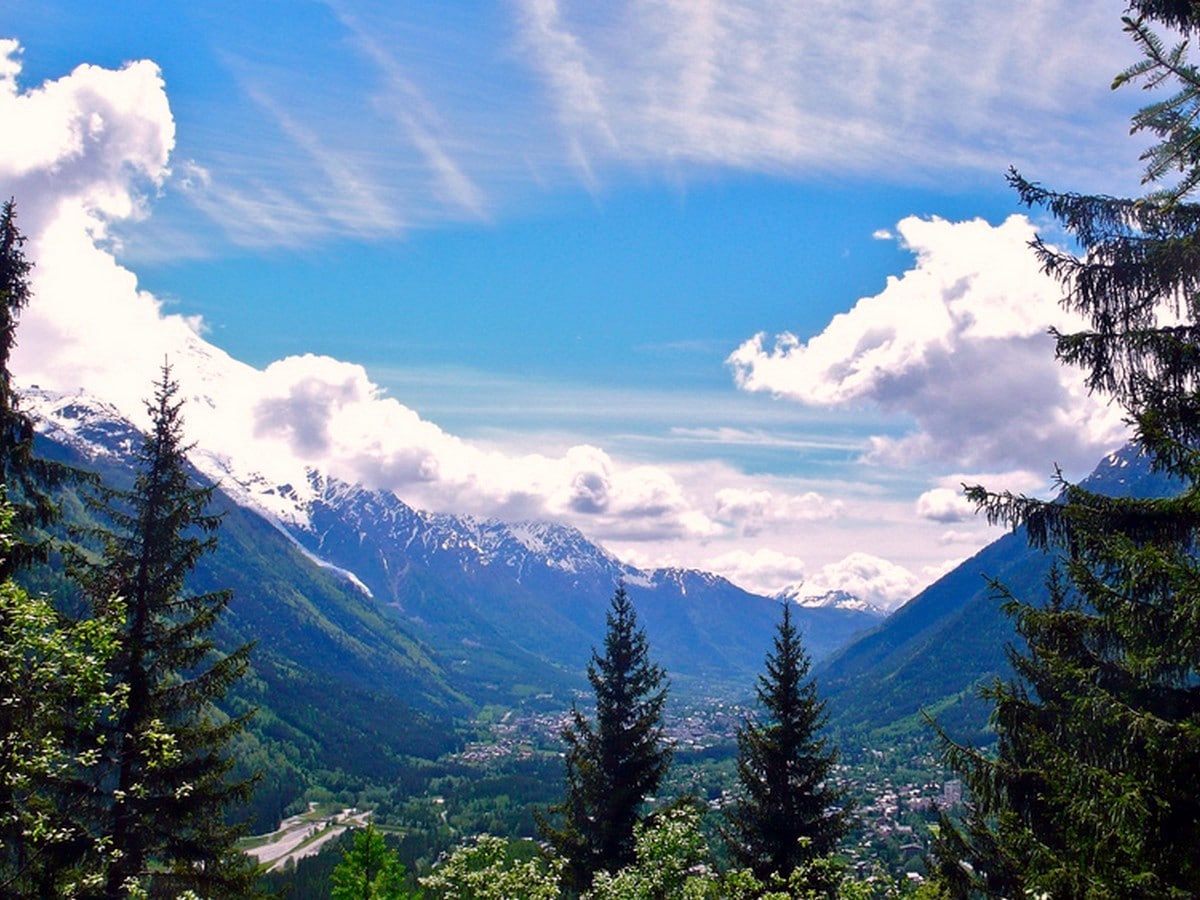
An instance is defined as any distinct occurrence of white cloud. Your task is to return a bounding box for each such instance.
[0,46,729,548]
[714,486,841,536]
[703,547,808,597]
[328,3,488,218]
[915,487,974,523]
[0,40,1043,611]
[917,466,1052,526]
[921,556,963,584]
[0,41,183,413]
[800,552,924,611]
[51,1,1139,250]
[201,353,730,543]
[729,215,1130,479]
[0,39,22,88]
[0,43,173,228]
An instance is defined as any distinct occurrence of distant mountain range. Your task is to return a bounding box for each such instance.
[32,385,1181,831]
[818,442,1180,745]
[29,388,883,714]
[776,586,885,616]
[40,385,1180,763]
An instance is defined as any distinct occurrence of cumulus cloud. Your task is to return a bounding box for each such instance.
[915,487,974,524]
[701,545,928,610]
[0,45,733,547]
[729,215,1130,479]
[0,40,187,414]
[714,486,841,536]
[800,552,924,611]
[0,40,1044,611]
[703,547,809,597]
[917,466,1054,525]
[204,354,730,542]
[0,43,173,229]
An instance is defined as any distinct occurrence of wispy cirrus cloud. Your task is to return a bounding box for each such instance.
[326,2,489,218]
[111,0,1145,250]
[513,0,1138,189]
[2,22,1091,611]
[665,426,865,453]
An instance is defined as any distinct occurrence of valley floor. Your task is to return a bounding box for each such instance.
[244,805,370,872]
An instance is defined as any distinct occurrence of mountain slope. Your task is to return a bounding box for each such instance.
[30,389,882,709]
[819,443,1180,742]
[291,473,880,699]
[29,411,467,832]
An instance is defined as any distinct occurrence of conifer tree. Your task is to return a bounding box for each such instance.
[725,601,847,883]
[84,364,256,898]
[538,583,671,892]
[934,3,1200,895]
[0,198,78,575]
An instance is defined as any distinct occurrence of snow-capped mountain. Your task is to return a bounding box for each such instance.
[29,388,882,699]
[30,389,147,463]
[774,585,886,617]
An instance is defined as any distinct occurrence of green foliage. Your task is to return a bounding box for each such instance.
[421,834,562,899]
[586,804,887,900]
[41,425,467,832]
[0,508,126,895]
[0,199,32,466]
[586,804,720,899]
[726,603,849,882]
[331,823,411,899]
[81,365,258,897]
[538,584,671,891]
[1117,10,1200,204]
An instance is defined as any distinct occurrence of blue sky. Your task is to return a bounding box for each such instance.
[0,2,1151,607]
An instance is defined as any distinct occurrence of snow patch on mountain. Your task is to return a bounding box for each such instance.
[27,388,143,462]
[774,584,885,616]
[29,388,375,598]
[290,540,375,598]
[29,389,796,612]
[646,567,731,597]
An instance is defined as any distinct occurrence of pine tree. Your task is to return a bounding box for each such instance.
[84,364,256,898]
[725,601,847,883]
[538,583,671,892]
[933,4,1200,895]
[0,198,79,575]
[931,570,1092,897]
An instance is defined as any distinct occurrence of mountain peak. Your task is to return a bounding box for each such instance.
[641,567,729,595]
[774,584,885,616]
[26,387,144,462]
